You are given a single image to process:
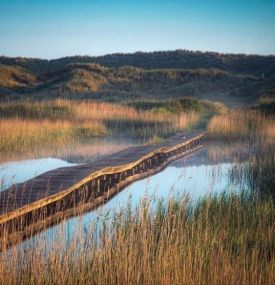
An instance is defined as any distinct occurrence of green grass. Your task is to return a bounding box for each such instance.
[129,97,204,113]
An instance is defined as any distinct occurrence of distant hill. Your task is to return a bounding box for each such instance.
[0,64,37,88]
[1,50,275,74]
[0,50,274,106]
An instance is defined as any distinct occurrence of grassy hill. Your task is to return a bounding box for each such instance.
[0,50,274,106]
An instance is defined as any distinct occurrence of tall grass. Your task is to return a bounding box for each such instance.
[0,191,273,285]
[0,119,107,152]
[208,109,275,199]
[0,105,274,284]
[207,109,275,141]
[0,100,199,161]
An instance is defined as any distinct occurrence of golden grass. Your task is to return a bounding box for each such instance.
[74,100,180,122]
[0,192,273,285]
[0,100,199,161]
[0,139,133,164]
[0,64,37,88]
[207,109,275,141]
[0,105,274,284]
[0,118,107,152]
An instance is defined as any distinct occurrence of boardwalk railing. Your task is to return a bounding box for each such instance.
[0,132,205,247]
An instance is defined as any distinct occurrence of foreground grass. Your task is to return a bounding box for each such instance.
[0,191,273,285]
[0,115,274,285]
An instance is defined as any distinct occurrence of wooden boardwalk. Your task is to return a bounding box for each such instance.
[0,131,205,238]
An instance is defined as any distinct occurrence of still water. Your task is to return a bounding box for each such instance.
[0,158,77,191]
[0,137,136,191]
[20,148,248,250]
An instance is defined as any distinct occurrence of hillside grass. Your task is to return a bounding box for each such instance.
[0,64,37,88]
[0,58,261,105]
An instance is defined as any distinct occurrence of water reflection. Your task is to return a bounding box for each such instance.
[0,137,135,191]
[0,137,135,164]
[22,148,248,250]
[0,158,77,191]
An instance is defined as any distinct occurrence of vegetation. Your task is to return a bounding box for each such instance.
[1,136,274,285]
[252,101,275,116]
[0,191,273,285]
[0,64,37,89]
[1,50,274,74]
[130,97,204,113]
[0,49,274,284]
[0,99,199,161]
[2,49,274,105]
[207,109,275,141]
[0,63,257,105]
[0,103,274,284]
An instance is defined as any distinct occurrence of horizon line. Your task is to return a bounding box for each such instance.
[1,48,275,61]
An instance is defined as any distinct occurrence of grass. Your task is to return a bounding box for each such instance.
[208,107,275,199]
[252,101,275,116]
[0,191,273,285]
[0,99,199,162]
[0,102,274,284]
[0,119,107,153]
[207,109,275,141]
[129,97,204,113]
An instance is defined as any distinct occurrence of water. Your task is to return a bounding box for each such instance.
[0,157,77,191]
[20,148,248,250]
[0,137,135,191]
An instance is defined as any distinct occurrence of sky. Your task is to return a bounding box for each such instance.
[0,0,275,59]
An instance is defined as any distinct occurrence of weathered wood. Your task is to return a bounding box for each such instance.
[0,131,205,237]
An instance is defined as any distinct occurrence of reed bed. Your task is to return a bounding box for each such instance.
[0,119,107,152]
[207,109,275,141]
[0,100,199,161]
[0,104,274,284]
[0,190,273,285]
[0,139,133,164]
[208,109,275,199]
[0,123,274,285]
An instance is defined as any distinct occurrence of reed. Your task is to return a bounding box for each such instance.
[207,109,275,141]
[0,103,274,284]
[0,118,107,152]
[0,189,273,285]
[0,100,199,161]
[0,131,274,285]
[208,109,275,200]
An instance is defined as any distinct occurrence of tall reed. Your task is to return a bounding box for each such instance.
[207,109,275,141]
[0,192,273,285]
[0,100,199,161]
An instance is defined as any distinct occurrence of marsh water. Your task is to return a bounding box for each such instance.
[9,142,250,251]
[0,158,77,191]
[0,137,135,191]
[0,140,251,250]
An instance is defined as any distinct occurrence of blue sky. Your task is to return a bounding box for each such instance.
[0,0,274,58]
